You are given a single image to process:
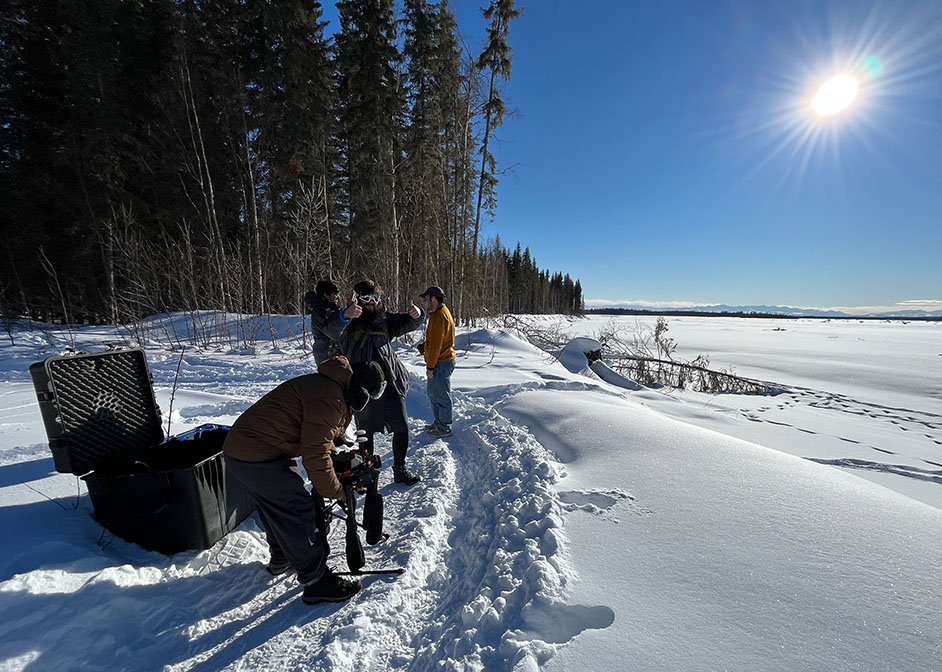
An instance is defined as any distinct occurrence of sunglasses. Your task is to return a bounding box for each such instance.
[357,293,381,304]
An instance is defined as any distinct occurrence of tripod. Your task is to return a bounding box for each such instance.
[331,452,403,576]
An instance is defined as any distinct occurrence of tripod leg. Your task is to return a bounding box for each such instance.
[363,471,384,545]
[335,568,404,576]
[344,485,365,572]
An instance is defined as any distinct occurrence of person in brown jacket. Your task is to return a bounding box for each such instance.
[419,286,456,438]
[223,355,385,605]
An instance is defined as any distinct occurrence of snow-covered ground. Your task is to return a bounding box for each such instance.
[1,314,940,671]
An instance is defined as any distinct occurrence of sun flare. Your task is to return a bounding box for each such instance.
[811,73,859,116]
[711,2,942,188]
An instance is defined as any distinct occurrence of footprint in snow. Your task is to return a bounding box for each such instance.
[558,489,633,513]
[524,602,616,644]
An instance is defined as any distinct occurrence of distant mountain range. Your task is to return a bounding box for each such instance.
[586,304,942,319]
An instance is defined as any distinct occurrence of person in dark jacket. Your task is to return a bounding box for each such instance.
[305,280,341,366]
[324,279,425,486]
[223,356,386,605]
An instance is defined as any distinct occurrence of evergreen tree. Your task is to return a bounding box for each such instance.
[473,0,521,254]
[401,0,466,303]
[0,0,582,323]
[334,0,405,292]
[0,0,181,319]
[254,0,334,213]
[248,0,337,310]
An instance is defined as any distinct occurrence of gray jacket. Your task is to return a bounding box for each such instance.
[310,294,340,366]
[324,308,424,397]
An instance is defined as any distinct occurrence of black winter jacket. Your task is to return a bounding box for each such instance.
[324,307,424,397]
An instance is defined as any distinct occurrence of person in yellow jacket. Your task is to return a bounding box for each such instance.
[419,286,457,438]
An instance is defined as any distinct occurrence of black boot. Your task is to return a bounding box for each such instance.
[392,432,421,486]
[302,569,361,604]
[393,466,421,486]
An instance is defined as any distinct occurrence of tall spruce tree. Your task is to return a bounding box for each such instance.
[473,0,521,255]
[241,0,337,311]
[253,0,334,212]
[401,0,465,302]
[0,0,181,320]
[334,0,405,294]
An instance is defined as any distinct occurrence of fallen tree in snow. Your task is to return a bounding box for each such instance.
[595,317,780,394]
[507,314,780,395]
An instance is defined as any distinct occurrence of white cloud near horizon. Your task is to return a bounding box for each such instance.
[585,299,710,308]
[898,299,942,307]
[584,298,942,314]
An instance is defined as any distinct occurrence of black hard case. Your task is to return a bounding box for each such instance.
[30,349,254,554]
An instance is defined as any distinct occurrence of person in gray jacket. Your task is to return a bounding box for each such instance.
[325,279,424,485]
[305,280,341,366]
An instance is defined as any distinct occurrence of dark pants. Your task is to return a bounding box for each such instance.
[361,431,410,470]
[355,384,412,470]
[224,454,326,585]
[354,383,408,434]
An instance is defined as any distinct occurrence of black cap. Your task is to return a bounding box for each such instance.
[419,286,445,302]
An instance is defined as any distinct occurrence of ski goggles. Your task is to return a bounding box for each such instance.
[357,293,382,304]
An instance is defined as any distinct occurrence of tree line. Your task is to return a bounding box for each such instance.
[0,0,584,327]
[585,309,795,319]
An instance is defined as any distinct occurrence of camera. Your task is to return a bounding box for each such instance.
[332,449,381,488]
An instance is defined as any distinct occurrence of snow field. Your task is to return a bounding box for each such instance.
[1,314,941,671]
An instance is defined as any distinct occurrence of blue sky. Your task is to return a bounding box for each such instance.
[328,1,942,313]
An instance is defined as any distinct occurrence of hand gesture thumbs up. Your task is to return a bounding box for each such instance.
[343,291,363,320]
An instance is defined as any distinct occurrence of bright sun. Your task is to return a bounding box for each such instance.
[812,73,859,116]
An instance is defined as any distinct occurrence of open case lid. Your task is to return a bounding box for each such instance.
[30,349,164,475]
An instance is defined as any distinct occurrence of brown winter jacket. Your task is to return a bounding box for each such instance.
[222,356,354,499]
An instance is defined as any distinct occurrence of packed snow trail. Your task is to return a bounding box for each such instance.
[157,381,601,671]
